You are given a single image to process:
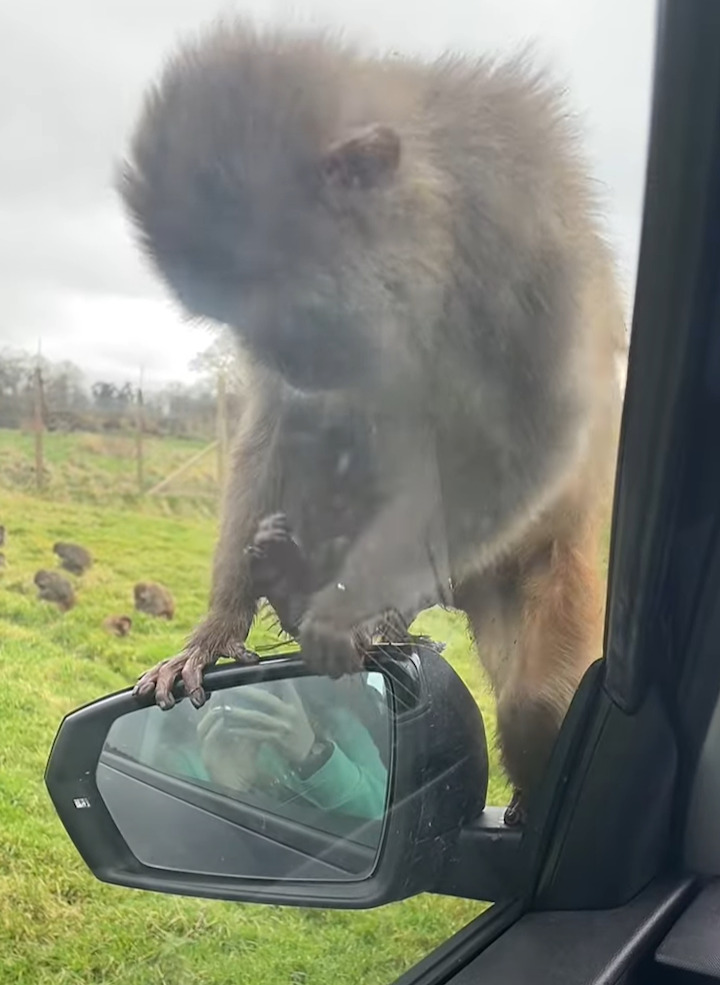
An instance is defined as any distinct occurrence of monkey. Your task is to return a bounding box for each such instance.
[120,21,627,824]
[103,614,133,637]
[248,511,434,650]
[53,542,93,576]
[134,581,175,620]
[34,570,76,612]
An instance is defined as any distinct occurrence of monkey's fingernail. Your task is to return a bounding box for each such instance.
[157,695,175,711]
[190,688,206,707]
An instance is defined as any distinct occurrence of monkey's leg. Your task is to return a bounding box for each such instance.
[299,470,451,676]
[134,418,282,709]
[489,526,605,826]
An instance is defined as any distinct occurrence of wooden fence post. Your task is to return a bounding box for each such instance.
[135,369,145,495]
[33,361,45,492]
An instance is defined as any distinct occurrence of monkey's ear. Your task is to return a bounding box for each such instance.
[320,124,401,190]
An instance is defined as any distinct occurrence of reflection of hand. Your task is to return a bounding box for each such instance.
[203,681,317,767]
[196,706,261,792]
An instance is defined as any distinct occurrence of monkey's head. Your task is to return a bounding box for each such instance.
[134,582,153,606]
[105,615,132,636]
[119,24,447,392]
[34,570,53,589]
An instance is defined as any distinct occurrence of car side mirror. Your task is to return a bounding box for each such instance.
[45,643,521,908]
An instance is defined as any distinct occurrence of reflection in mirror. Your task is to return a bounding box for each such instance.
[96,672,391,881]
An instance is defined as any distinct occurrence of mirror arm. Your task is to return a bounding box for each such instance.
[433,807,524,902]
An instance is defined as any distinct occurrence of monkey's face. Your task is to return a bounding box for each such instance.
[236,267,384,391]
[119,29,434,393]
[134,584,149,606]
[34,571,51,590]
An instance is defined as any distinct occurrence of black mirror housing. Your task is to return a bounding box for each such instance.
[45,643,490,909]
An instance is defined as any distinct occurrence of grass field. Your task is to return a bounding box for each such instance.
[0,428,512,985]
[0,427,220,516]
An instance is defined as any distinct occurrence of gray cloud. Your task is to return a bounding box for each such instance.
[0,0,655,384]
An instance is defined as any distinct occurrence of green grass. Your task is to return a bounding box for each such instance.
[0,431,511,985]
[0,427,221,517]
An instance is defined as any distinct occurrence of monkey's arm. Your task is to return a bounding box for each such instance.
[299,448,453,674]
[134,394,281,709]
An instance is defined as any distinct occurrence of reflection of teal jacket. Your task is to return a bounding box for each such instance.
[260,707,387,820]
[167,707,387,821]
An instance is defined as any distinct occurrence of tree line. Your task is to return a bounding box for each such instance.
[0,336,241,440]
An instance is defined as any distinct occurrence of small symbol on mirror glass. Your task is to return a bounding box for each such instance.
[73,797,92,809]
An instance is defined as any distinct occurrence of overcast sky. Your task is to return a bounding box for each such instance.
[0,0,656,386]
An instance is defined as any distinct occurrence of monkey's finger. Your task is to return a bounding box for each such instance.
[180,659,208,709]
[218,641,260,665]
[133,675,157,698]
[133,659,167,697]
[154,660,183,710]
[259,512,291,534]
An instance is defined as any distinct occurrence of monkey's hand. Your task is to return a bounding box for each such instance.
[298,606,411,677]
[133,620,259,711]
[298,616,370,678]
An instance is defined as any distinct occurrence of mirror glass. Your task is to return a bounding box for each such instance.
[96,671,391,881]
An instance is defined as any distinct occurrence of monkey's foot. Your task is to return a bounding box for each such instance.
[133,636,258,711]
[246,512,311,635]
[246,513,308,589]
[503,788,528,827]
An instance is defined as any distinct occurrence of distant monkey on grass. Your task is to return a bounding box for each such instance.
[53,542,93,576]
[103,614,133,637]
[121,21,626,824]
[34,570,76,612]
[134,582,175,620]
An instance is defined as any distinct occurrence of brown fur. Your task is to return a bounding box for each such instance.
[133,582,175,620]
[119,21,626,818]
[34,570,76,612]
[103,614,133,637]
